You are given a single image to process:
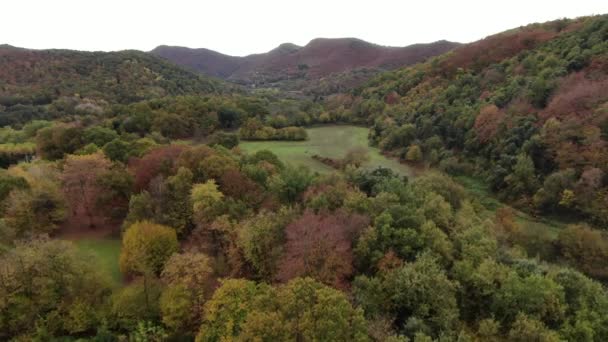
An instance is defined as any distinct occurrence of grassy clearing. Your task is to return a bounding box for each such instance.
[74,238,122,284]
[240,125,414,177]
[454,175,567,238]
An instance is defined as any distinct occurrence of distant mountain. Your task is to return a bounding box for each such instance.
[0,46,224,106]
[151,38,460,92]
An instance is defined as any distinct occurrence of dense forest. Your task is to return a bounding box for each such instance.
[1,14,608,342]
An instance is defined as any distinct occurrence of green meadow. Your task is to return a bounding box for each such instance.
[240,125,414,177]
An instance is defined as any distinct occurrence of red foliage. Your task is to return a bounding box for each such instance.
[474,104,505,143]
[218,169,263,206]
[384,91,400,105]
[541,72,608,124]
[128,145,187,191]
[277,210,369,289]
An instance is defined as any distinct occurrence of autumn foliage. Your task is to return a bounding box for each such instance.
[277,210,369,289]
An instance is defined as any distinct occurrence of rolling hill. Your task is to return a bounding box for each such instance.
[0,45,224,106]
[334,15,608,225]
[150,38,460,92]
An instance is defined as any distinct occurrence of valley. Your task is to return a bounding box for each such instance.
[1,10,608,342]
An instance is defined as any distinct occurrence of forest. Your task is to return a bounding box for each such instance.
[0,13,607,342]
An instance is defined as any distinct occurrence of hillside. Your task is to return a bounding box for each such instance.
[0,45,227,126]
[333,15,608,226]
[0,45,224,102]
[151,38,460,92]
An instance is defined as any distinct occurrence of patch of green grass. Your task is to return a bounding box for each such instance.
[240,125,414,177]
[75,238,122,284]
[454,175,567,238]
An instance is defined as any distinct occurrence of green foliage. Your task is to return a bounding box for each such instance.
[240,117,308,141]
[237,208,295,280]
[111,280,163,331]
[198,278,368,342]
[119,221,179,276]
[269,164,314,202]
[355,253,459,337]
[0,238,112,339]
[191,180,224,223]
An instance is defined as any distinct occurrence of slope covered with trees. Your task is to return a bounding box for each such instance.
[331,15,608,226]
[1,14,608,342]
[0,45,225,126]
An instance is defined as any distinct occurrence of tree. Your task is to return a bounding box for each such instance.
[119,221,179,276]
[61,153,112,227]
[492,272,566,326]
[237,208,295,280]
[160,167,194,236]
[218,169,263,206]
[504,153,540,199]
[208,131,239,149]
[111,279,163,331]
[405,144,423,162]
[95,163,134,222]
[83,126,119,147]
[197,278,369,342]
[196,279,271,342]
[191,180,224,224]
[508,313,561,342]
[269,165,314,203]
[277,210,368,289]
[557,224,608,280]
[354,253,459,336]
[35,124,84,160]
[128,145,186,191]
[160,252,213,333]
[3,182,66,240]
[0,238,112,339]
[344,147,370,168]
[102,138,131,162]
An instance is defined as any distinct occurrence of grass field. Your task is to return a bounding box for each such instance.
[454,175,568,238]
[74,238,122,284]
[240,125,414,177]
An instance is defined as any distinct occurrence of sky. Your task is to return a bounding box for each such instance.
[2,0,607,56]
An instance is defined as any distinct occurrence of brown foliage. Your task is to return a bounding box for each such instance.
[557,224,608,280]
[474,105,505,143]
[440,27,557,73]
[218,169,263,206]
[277,210,369,289]
[128,145,186,191]
[61,153,111,228]
[541,72,608,123]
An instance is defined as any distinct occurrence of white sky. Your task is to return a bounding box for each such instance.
[2,0,607,56]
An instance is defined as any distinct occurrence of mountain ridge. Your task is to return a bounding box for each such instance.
[150,38,461,89]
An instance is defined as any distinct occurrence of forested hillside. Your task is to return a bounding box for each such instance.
[332,15,608,226]
[0,46,225,126]
[1,13,608,342]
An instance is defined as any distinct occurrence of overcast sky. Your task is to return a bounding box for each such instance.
[2,0,607,56]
